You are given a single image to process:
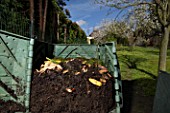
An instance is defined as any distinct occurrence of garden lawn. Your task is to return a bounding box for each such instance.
[117,46,170,96]
[117,46,170,80]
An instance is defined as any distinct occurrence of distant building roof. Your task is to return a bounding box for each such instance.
[87,36,94,39]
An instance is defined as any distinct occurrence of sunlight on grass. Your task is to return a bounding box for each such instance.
[117,46,170,80]
[116,46,170,95]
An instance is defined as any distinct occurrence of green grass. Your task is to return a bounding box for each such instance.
[117,46,170,95]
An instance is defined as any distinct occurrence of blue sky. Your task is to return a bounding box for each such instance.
[65,0,119,35]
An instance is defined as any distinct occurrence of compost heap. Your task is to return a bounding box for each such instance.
[0,99,26,113]
[30,57,115,113]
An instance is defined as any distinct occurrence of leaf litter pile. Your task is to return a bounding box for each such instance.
[30,57,116,113]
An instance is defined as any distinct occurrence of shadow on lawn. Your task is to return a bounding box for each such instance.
[121,80,134,113]
[119,55,157,79]
[121,79,156,113]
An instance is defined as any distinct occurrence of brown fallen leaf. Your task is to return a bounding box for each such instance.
[107,73,112,78]
[75,71,81,75]
[65,88,72,93]
[36,61,63,74]
[100,78,106,83]
[89,78,102,87]
[102,74,109,80]
[98,65,107,70]
[82,65,88,72]
[54,64,63,71]
[99,69,108,74]
[63,69,69,74]
[65,88,76,93]
[87,64,91,67]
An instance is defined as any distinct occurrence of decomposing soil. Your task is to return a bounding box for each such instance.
[0,99,26,113]
[30,58,115,113]
[0,57,155,113]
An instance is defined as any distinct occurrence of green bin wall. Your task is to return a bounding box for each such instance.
[54,44,98,58]
[0,30,34,112]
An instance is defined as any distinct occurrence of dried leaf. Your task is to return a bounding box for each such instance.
[75,72,81,75]
[54,64,63,71]
[65,88,75,93]
[82,61,87,64]
[65,88,72,93]
[82,65,88,72]
[107,73,112,78]
[99,69,108,74]
[63,69,69,74]
[88,78,102,87]
[98,65,107,70]
[102,74,109,80]
[100,78,106,83]
[36,61,63,74]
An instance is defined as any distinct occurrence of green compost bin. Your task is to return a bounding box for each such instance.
[53,43,123,113]
[0,30,34,112]
[0,30,123,113]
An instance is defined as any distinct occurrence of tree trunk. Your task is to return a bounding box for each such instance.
[158,25,170,71]
[42,0,48,41]
[39,0,43,40]
[29,0,34,38]
[64,26,67,43]
[52,11,56,42]
[57,13,60,42]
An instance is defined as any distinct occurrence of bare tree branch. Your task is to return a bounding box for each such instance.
[106,2,154,10]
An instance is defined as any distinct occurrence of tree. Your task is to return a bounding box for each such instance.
[51,0,69,42]
[105,20,130,45]
[39,0,43,39]
[154,0,170,71]
[41,0,48,41]
[0,0,29,36]
[1,0,86,44]
[29,0,34,38]
[96,0,170,72]
[65,9,71,18]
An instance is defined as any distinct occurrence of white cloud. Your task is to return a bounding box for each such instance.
[76,20,87,26]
